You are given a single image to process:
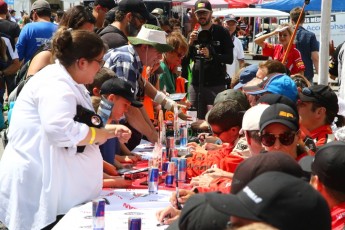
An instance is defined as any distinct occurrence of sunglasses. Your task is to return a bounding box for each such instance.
[260,131,297,147]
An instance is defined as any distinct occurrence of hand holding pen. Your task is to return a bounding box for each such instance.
[156,207,181,226]
[169,189,195,209]
[175,180,183,210]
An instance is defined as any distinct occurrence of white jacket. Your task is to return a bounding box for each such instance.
[0,62,103,229]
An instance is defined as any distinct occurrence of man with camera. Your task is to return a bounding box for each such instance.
[187,0,234,119]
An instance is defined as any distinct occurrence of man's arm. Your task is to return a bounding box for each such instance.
[125,106,158,143]
[311,51,319,74]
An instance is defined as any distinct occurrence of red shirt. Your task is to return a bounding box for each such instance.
[187,144,244,178]
[263,42,305,75]
[331,202,345,230]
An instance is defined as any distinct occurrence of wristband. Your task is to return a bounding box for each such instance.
[164,98,175,111]
[89,127,96,144]
[154,91,166,104]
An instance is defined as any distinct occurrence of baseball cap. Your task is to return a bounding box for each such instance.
[305,141,345,193]
[118,0,155,21]
[100,78,143,108]
[167,193,229,230]
[231,151,304,194]
[0,1,8,14]
[94,0,116,11]
[224,14,237,22]
[242,104,269,132]
[105,7,117,23]
[151,8,163,17]
[207,171,331,230]
[234,64,258,90]
[128,24,173,53]
[259,103,299,132]
[214,89,249,109]
[194,0,212,13]
[31,0,51,11]
[243,73,298,102]
[299,85,339,115]
[257,94,298,114]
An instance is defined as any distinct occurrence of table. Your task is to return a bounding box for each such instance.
[54,140,190,229]
[53,189,173,230]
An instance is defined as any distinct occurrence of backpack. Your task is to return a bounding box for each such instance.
[0,34,14,71]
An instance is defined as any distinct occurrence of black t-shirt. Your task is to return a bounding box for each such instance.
[0,19,20,49]
[188,24,234,87]
[99,25,128,49]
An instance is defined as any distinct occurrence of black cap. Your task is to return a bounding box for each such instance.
[231,151,303,194]
[257,94,298,114]
[299,85,339,115]
[94,0,116,11]
[118,0,155,21]
[260,103,299,132]
[194,0,212,13]
[310,141,345,193]
[167,193,229,230]
[207,171,331,230]
[100,78,142,108]
[105,6,117,23]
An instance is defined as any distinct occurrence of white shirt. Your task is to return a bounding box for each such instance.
[226,36,245,79]
[0,63,103,230]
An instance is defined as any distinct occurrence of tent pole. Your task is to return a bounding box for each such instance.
[318,0,332,85]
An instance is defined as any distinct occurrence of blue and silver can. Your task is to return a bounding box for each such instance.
[148,167,159,194]
[92,199,105,230]
[128,217,142,230]
[179,125,188,147]
[162,162,169,174]
[171,157,179,179]
[178,158,187,182]
[165,162,175,187]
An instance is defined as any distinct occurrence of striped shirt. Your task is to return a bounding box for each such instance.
[104,44,143,97]
[331,202,345,230]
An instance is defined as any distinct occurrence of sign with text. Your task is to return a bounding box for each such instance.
[279,13,345,47]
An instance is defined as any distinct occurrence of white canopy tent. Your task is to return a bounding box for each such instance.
[212,8,289,17]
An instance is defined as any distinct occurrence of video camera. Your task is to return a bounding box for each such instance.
[195,30,212,58]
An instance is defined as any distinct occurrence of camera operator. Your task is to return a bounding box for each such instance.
[187,0,234,119]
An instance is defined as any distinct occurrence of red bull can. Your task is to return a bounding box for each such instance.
[179,125,188,147]
[165,162,176,187]
[128,217,142,230]
[92,199,105,230]
[148,167,159,194]
[178,158,187,182]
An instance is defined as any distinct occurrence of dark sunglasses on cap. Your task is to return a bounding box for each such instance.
[260,131,298,147]
[301,87,326,104]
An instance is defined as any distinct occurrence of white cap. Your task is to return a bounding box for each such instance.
[242,104,269,131]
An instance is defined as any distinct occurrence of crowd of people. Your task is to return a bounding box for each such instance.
[0,0,344,229]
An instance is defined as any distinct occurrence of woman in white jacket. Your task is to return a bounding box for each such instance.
[0,27,131,230]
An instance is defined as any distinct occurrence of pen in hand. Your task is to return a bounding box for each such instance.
[156,214,171,227]
[175,180,182,210]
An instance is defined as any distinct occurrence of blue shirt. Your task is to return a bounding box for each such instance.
[295,26,319,81]
[16,21,57,64]
[99,137,120,165]
[104,44,143,97]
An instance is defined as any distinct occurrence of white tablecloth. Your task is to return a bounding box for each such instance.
[53,189,173,230]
